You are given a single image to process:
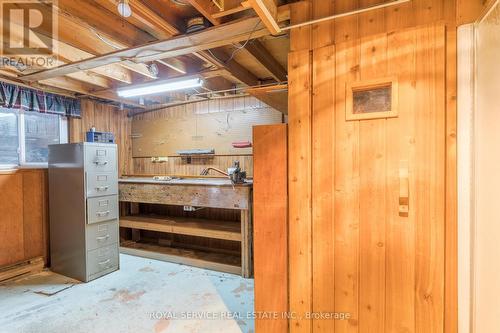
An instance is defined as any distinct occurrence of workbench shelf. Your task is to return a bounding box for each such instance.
[120,215,241,242]
[120,240,242,275]
[118,177,253,277]
[119,214,243,275]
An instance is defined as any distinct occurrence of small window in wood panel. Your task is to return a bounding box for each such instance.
[346,77,398,121]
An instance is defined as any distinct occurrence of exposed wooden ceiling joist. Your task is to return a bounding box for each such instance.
[56,0,154,45]
[244,40,286,81]
[94,0,188,73]
[189,0,286,83]
[185,0,224,25]
[91,1,246,90]
[68,0,245,86]
[125,0,183,36]
[196,50,259,86]
[202,76,235,93]
[2,22,112,89]
[246,83,287,113]
[53,0,158,78]
[20,16,271,82]
[247,0,281,34]
[212,1,252,19]
[0,4,135,85]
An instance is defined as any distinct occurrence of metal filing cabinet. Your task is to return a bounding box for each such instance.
[49,143,119,282]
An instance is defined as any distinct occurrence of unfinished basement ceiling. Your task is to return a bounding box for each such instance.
[0,0,292,110]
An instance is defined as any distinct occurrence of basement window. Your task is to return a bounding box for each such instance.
[0,108,68,168]
[346,77,399,121]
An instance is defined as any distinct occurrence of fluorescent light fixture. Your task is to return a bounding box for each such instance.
[117,78,203,98]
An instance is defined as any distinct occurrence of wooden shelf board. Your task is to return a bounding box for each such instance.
[120,241,241,275]
[120,215,241,241]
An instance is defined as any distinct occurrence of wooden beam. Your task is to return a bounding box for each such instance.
[20,17,269,82]
[128,0,182,36]
[189,0,286,83]
[94,0,179,39]
[39,76,143,107]
[202,76,235,93]
[246,84,287,113]
[0,8,133,85]
[93,0,197,75]
[212,1,252,18]
[277,3,291,22]
[55,0,155,45]
[185,0,223,25]
[248,0,281,34]
[245,40,287,81]
[51,1,157,78]
[196,50,259,86]
[1,21,112,89]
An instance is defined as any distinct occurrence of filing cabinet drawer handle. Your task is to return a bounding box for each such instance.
[96,211,110,217]
[95,186,109,191]
[96,235,110,241]
[94,160,108,166]
[99,259,111,266]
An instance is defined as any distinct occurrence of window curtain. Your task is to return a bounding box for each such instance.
[0,81,81,117]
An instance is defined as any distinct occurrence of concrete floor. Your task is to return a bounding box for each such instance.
[0,254,254,333]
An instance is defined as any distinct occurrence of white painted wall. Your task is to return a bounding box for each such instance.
[457,24,474,333]
[474,5,500,331]
[458,2,500,331]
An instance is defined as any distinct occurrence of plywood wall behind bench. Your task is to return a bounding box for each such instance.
[132,96,283,157]
[133,155,254,177]
[131,96,283,176]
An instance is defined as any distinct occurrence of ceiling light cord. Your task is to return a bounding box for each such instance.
[225,20,262,63]
[206,20,262,65]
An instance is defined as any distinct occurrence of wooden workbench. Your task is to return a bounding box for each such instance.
[118,177,253,278]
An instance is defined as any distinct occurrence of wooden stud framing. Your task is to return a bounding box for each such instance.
[248,0,281,34]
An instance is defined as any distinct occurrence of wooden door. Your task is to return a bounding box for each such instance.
[289,24,447,333]
[253,124,288,333]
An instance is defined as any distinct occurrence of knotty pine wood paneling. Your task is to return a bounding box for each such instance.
[0,169,48,268]
[457,0,496,25]
[287,0,457,332]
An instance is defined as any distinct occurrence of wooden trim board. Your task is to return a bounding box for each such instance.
[0,257,44,283]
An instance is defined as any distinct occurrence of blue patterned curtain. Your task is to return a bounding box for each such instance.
[0,81,81,117]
